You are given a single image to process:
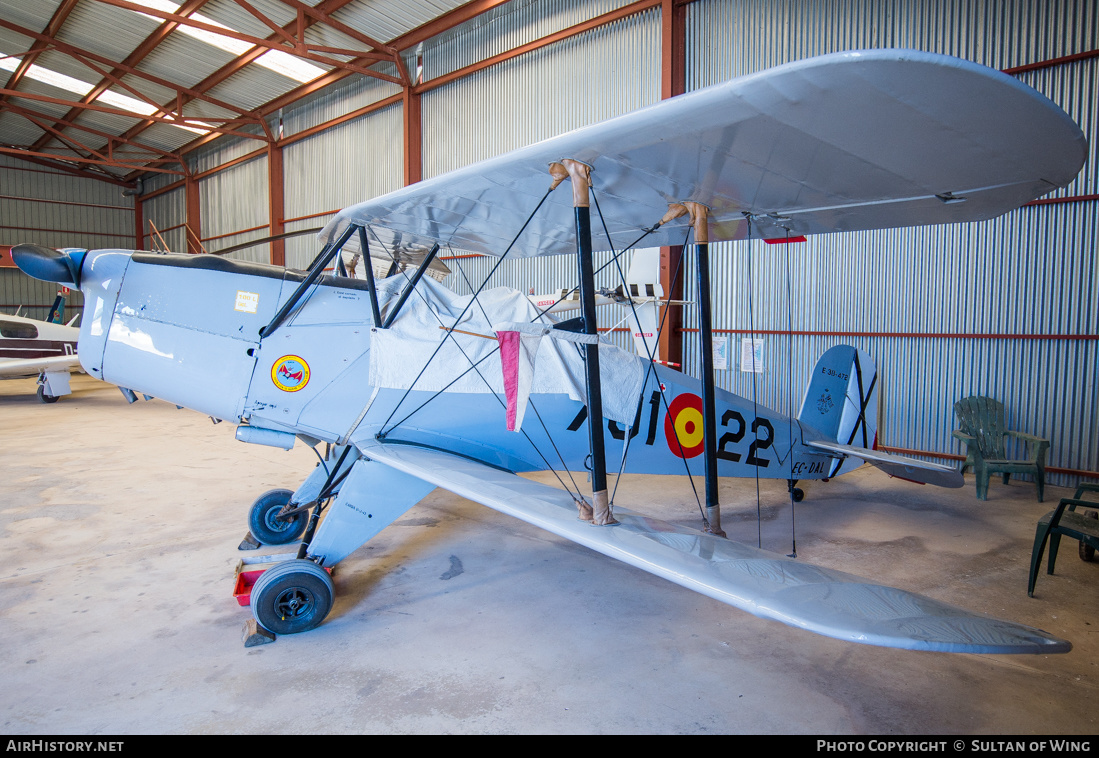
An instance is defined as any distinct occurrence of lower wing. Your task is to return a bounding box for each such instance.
[360,439,1065,654]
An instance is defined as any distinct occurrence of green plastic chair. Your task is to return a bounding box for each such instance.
[1028,483,1099,596]
[952,396,1049,501]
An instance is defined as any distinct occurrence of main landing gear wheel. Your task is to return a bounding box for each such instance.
[251,559,334,635]
[1081,511,1097,562]
[36,386,59,404]
[247,489,307,545]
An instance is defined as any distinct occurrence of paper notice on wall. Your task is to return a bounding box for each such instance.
[712,335,730,370]
[740,338,764,373]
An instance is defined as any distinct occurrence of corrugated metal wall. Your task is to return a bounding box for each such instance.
[422,2,661,176]
[282,95,404,270]
[422,0,661,352]
[10,0,1088,482]
[140,187,187,254]
[0,154,132,317]
[680,0,1098,485]
[198,153,271,263]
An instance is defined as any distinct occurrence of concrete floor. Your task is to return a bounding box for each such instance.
[2,373,1096,735]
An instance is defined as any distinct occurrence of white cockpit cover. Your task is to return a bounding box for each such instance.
[368,276,645,424]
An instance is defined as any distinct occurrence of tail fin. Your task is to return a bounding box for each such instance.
[798,346,878,475]
[47,293,65,324]
[799,346,963,488]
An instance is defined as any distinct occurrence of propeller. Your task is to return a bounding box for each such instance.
[10,244,85,287]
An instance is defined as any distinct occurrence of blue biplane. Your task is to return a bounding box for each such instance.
[14,49,1086,653]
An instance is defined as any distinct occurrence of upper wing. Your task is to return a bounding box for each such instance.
[322,49,1085,257]
[360,439,1067,654]
[0,354,81,378]
[805,439,965,488]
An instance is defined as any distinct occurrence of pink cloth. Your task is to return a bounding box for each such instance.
[498,330,522,431]
[497,329,543,431]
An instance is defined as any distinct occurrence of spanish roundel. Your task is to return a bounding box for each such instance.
[664,392,704,458]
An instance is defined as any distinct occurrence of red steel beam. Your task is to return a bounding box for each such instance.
[677,328,1099,340]
[0,150,135,185]
[0,145,184,175]
[413,0,663,95]
[126,0,518,172]
[27,0,214,153]
[658,0,688,369]
[403,86,422,186]
[93,0,400,80]
[268,142,285,265]
[0,86,264,140]
[0,0,80,103]
[5,101,185,162]
[0,15,262,129]
[1004,48,1099,74]
[185,172,202,254]
[115,0,363,167]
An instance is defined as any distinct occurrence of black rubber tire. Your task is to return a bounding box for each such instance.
[251,559,334,635]
[791,488,805,503]
[36,385,59,404]
[247,488,306,546]
[1081,511,1097,562]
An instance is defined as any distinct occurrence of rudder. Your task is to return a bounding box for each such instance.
[798,345,878,451]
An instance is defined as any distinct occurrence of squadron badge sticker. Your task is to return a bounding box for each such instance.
[272,355,310,392]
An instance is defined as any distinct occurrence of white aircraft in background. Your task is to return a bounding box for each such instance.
[0,290,81,402]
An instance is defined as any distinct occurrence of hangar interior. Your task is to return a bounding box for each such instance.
[1,0,1097,735]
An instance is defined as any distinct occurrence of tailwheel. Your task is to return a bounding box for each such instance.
[787,479,805,502]
[251,559,334,635]
[36,385,59,404]
[247,489,307,545]
[1081,511,1097,562]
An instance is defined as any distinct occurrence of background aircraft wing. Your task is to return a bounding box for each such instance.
[322,49,1085,257]
[805,439,964,488]
[360,439,1066,654]
[0,354,81,378]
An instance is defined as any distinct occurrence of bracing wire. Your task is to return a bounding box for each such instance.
[372,237,585,502]
[449,254,585,500]
[378,186,556,436]
[589,189,704,519]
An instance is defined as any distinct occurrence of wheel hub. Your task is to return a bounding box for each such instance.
[274,587,315,619]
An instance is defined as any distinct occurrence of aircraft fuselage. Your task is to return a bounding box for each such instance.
[74,249,839,482]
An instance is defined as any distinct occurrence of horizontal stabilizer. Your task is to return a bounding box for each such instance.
[361,440,1065,654]
[806,440,964,488]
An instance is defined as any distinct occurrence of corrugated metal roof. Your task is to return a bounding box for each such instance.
[0,0,59,31]
[333,0,470,47]
[55,0,161,61]
[0,0,472,183]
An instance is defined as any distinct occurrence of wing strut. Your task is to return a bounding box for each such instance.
[356,226,384,327]
[678,202,727,537]
[554,159,616,526]
[260,222,359,338]
[381,242,441,329]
